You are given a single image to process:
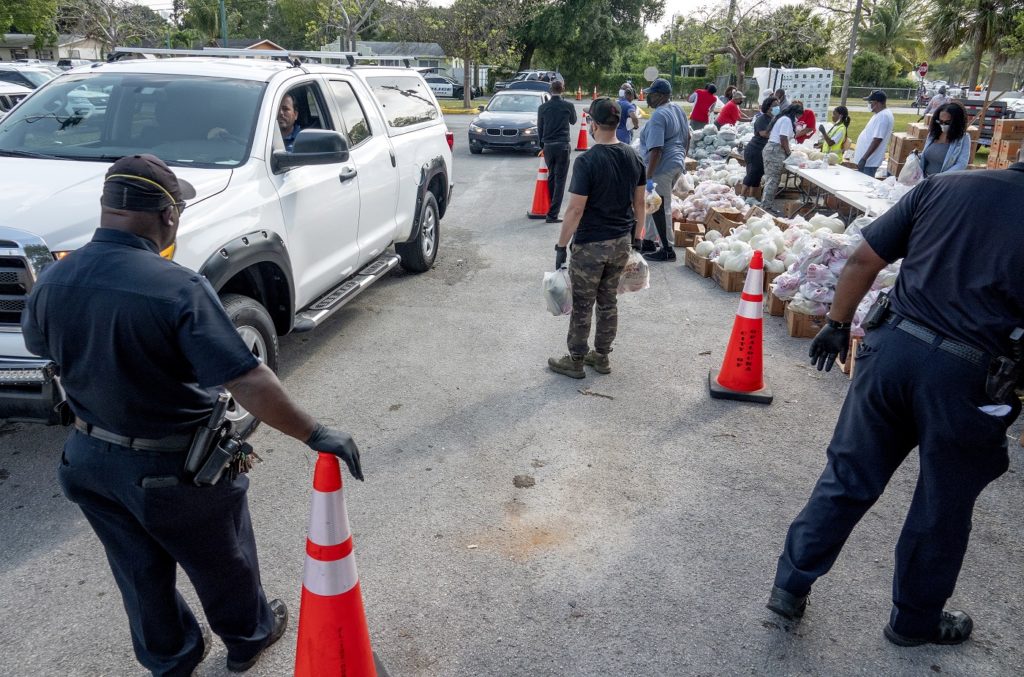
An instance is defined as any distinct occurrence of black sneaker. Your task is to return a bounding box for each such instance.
[545,216,563,223]
[226,599,289,672]
[884,610,973,647]
[640,239,658,253]
[642,248,676,262]
[766,585,807,621]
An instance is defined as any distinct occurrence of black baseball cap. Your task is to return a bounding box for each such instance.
[864,90,887,103]
[644,78,672,96]
[102,154,196,213]
[589,97,621,125]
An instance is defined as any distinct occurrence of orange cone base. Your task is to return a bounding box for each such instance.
[295,584,378,676]
[708,369,773,404]
[527,211,548,219]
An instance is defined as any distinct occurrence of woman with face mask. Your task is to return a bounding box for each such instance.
[760,102,803,212]
[814,105,851,156]
[921,102,971,176]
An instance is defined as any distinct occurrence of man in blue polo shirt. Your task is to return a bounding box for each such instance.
[767,148,1024,647]
[638,78,690,262]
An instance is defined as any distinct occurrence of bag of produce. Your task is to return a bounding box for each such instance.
[644,182,663,215]
[618,249,650,293]
[543,267,572,316]
[898,151,924,186]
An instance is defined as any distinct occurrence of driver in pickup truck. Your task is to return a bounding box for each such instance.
[278,93,302,152]
[21,154,363,676]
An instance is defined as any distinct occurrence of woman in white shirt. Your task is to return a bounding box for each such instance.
[760,102,803,212]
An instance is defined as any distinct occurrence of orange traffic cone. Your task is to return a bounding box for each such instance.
[576,85,582,101]
[575,112,589,152]
[708,251,773,404]
[527,153,550,219]
[638,87,644,102]
[591,85,598,100]
[294,453,389,677]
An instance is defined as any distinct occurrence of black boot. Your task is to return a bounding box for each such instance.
[643,247,676,262]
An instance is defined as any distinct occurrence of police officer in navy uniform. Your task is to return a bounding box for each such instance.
[766,148,1024,646]
[21,155,364,676]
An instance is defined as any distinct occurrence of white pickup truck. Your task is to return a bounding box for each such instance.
[0,49,454,428]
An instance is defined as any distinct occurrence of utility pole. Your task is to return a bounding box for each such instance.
[219,0,228,47]
[839,0,863,107]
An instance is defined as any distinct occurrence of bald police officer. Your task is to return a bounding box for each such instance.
[767,150,1024,646]
[22,155,364,676]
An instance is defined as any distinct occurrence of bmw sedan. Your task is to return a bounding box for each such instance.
[467,90,550,154]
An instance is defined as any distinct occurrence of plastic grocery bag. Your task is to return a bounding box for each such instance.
[543,267,572,316]
[618,250,650,293]
[898,151,924,186]
[644,181,663,215]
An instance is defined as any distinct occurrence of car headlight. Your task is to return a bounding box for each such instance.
[469,124,484,133]
[522,126,538,136]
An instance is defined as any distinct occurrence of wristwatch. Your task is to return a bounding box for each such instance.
[826,317,852,330]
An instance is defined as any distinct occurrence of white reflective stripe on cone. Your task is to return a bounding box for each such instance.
[537,172,547,180]
[742,270,764,296]
[737,299,763,320]
[307,489,352,547]
[303,552,359,597]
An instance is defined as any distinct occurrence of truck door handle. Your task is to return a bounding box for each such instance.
[339,166,358,182]
[388,149,396,167]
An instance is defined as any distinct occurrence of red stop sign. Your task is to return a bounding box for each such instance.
[918,62,929,77]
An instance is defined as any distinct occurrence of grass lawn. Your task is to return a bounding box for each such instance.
[438,98,490,114]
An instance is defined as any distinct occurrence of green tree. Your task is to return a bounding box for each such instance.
[0,0,58,47]
[926,0,1021,89]
[760,4,832,67]
[850,50,900,85]
[59,0,168,51]
[432,0,516,106]
[857,0,924,71]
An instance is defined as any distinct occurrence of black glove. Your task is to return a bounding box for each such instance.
[632,238,643,251]
[809,324,851,372]
[306,423,364,481]
[555,245,567,270]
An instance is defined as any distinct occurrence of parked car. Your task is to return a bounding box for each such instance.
[0,64,57,89]
[467,89,549,154]
[424,74,465,99]
[0,82,31,119]
[57,58,93,70]
[493,70,562,92]
[0,49,454,429]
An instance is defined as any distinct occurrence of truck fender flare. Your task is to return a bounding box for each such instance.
[404,156,448,243]
[199,230,295,334]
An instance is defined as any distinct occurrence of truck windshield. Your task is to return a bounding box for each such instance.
[0,73,265,168]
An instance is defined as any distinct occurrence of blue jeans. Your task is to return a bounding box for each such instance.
[859,165,879,177]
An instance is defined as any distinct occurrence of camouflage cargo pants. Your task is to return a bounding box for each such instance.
[567,235,631,357]
[760,142,787,211]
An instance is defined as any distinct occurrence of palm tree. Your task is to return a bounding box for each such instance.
[926,0,1019,89]
[858,0,925,72]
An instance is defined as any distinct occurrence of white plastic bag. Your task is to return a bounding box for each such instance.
[898,151,924,186]
[644,182,663,215]
[618,250,650,293]
[543,267,572,316]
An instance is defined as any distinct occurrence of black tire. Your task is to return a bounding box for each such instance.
[220,293,279,438]
[470,144,483,155]
[396,192,440,273]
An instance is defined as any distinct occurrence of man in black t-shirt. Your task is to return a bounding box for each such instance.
[549,97,646,378]
[767,150,1024,647]
[537,79,578,222]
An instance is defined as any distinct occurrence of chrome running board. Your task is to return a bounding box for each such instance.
[292,253,400,332]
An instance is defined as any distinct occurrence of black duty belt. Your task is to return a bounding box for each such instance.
[886,315,989,367]
[74,418,193,453]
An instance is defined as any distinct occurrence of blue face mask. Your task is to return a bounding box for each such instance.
[771,106,780,116]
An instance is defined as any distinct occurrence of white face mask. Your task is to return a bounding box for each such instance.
[939,123,950,134]
[618,89,626,98]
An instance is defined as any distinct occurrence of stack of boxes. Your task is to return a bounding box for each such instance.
[986,119,1024,169]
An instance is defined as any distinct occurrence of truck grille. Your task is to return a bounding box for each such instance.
[0,257,32,326]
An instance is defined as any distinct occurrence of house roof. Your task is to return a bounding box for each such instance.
[212,38,286,51]
[0,33,92,48]
[355,41,445,58]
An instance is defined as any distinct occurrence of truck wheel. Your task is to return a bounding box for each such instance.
[220,293,280,438]
[397,192,439,273]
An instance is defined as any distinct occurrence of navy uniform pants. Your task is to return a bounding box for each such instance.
[544,142,571,219]
[774,321,1020,637]
[59,430,275,676]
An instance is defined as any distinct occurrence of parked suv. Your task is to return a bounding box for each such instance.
[493,70,562,92]
[0,50,454,428]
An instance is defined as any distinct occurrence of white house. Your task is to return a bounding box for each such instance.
[0,34,105,62]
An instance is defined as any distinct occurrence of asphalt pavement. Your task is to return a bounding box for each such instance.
[1,109,1023,677]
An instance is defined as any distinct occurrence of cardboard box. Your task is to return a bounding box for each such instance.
[924,114,932,126]
[777,199,805,218]
[746,206,769,220]
[994,118,1024,141]
[837,337,862,378]
[684,246,713,277]
[906,122,929,139]
[888,132,924,165]
[785,305,827,338]
[673,226,704,248]
[765,287,786,317]
[764,269,781,293]
[712,261,746,292]
[966,125,980,141]
[685,158,698,171]
[704,207,745,235]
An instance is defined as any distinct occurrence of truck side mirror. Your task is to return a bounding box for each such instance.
[273,129,350,171]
